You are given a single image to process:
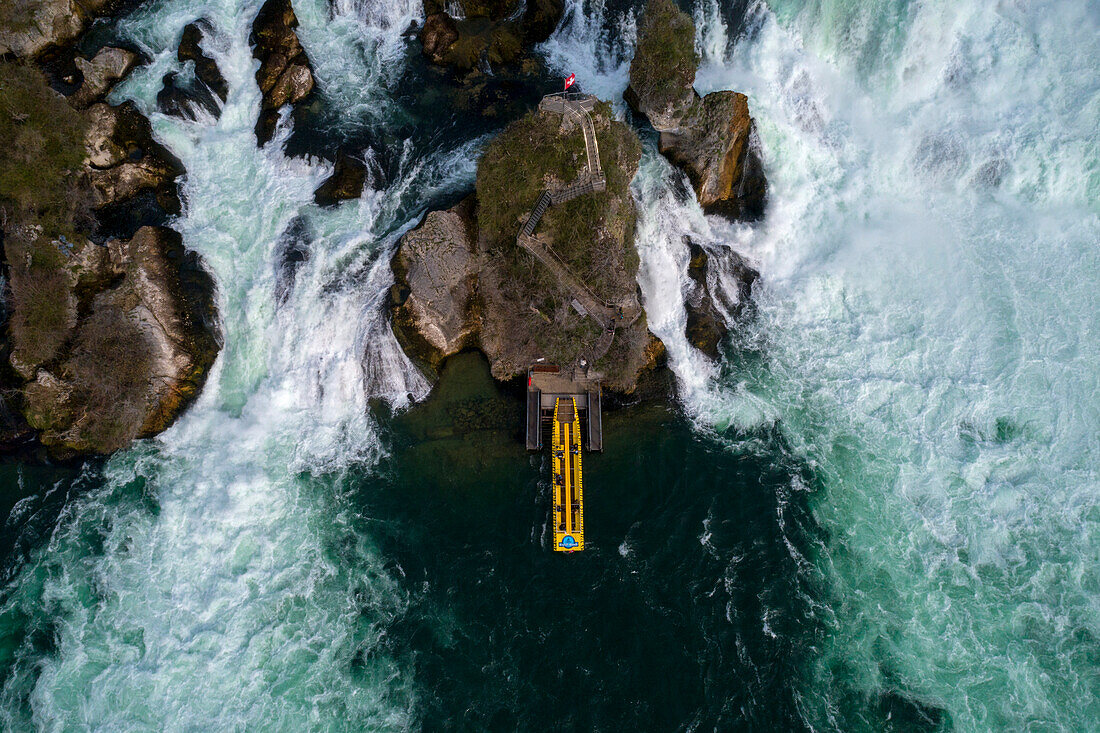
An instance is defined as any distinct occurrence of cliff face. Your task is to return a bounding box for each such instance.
[391,99,661,393]
[625,0,767,221]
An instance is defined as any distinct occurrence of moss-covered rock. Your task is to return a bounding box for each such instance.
[392,97,656,393]
[625,0,698,131]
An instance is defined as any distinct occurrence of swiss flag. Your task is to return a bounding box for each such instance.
[564,73,576,91]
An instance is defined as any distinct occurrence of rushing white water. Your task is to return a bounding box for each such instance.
[548,0,1100,728]
[0,0,475,727]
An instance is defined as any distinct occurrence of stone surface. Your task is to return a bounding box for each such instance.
[624,0,697,132]
[70,46,140,109]
[314,151,368,206]
[250,0,315,146]
[84,102,185,211]
[159,21,228,119]
[21,226,220,457]
[659,91,768,220]
[390,198,479,377]
[683,237,758,358]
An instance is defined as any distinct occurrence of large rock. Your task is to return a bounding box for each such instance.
[0,0,85,59]
[70,46,141,109]
[418,0,561,71]
[158,21,229,119]
[313,151,367,206]
[623,0,697,132]
[683,237,757,358]
[660,92,768,220]
[625,0,768,220]
[391,98,657,394]
[251,0,315,146]
[21,226,219,456]
[389,197,479,377]
[84,102,184,211]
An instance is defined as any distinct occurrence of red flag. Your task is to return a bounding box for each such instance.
[564,73,575,91]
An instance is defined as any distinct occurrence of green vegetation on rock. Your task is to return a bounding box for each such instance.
[627,0,698,126]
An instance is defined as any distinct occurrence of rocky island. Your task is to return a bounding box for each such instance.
[390,94,662,394]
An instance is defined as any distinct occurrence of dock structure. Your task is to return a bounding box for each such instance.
[527,365,601,552]
[525,365,603,453]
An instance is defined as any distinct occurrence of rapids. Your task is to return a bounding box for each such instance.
[1,0,1097,729]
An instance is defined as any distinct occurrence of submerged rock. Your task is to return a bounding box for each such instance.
[250,0,315,146]
[418,0,563,72]
[626,0,767,220]
[313,151,368,206]
[683,238,757,358]
[159,21,229,119]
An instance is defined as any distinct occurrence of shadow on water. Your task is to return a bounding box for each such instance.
[362,352,827,730]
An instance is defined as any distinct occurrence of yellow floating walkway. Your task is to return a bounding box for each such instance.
[552,397,584,552]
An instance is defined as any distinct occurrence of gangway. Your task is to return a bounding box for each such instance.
[552,397,584,552]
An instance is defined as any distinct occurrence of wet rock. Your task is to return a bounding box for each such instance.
[84,101,185,212]
[0,0,86,59]
[22,226,219,457]
[251,0,315,146]
[179,21,228,103]
[390,197,479,378]
[521,0,564,44]
[274,216,310,305]
[421,13,460,64]
[313,151,367,206]
[70,46,140,109]
[683,237,757,358]
[626,0,767,221]
[659,92,768,220]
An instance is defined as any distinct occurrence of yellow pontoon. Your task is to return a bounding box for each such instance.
[551,397,584,552]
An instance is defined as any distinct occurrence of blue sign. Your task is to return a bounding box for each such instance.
[560,535,578,549]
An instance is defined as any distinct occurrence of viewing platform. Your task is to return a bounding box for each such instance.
[526,364,603,453]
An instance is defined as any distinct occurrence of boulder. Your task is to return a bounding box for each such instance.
[682,237,758,358]
[70,46,140,109]
[251,0,315,146]
[0,0,84,59]
[22,226,219,456]
[178,21,228,102]
[390,197,479,377]
[313,151,368,206]
[84,102,185,211]
[623,0,697,131]
[159,21,228,119]
[660,92,767,220]
[625,0,767,220]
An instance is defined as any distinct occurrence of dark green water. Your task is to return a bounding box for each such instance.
[360,353,824,730]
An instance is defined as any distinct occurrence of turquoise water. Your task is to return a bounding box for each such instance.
[1,0,1098,729]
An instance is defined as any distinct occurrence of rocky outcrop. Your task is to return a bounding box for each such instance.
[158,21,228,119]
[623,0,697,132]
[660,92,768,220]
[250,0,315,146]
[84,101,184,213]
[390,197,479,378]
[19,226,219,457]
[683,238,757,358]
[313,151,367,206]
[70,46,140,109]
[625,0,767,220]
[391,99,658,393]
[418,0,562,71]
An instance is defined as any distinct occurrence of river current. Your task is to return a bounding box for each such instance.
[1,0,1098,729]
